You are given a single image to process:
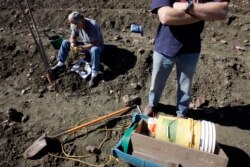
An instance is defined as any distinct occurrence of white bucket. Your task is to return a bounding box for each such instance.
[200,120,216,153]
[154,115,216,153]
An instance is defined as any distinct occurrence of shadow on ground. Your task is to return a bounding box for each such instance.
[156,103,250,130]
[219,144,250,167]
[101,44,137,81]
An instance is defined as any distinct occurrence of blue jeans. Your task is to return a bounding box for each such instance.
[148,51,200,117]
[57,39,104,72]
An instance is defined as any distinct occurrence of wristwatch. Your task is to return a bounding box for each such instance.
[186,0,194,13]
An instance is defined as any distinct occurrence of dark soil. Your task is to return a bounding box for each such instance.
[0,0,249,167]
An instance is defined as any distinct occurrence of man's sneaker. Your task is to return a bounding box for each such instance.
[51,61,65,71]
[89,76,98,88]
[143,105,156,116]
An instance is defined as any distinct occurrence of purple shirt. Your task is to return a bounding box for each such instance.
[151,0,217,57]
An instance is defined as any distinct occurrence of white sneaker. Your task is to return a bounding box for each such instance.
[51,61,65,70]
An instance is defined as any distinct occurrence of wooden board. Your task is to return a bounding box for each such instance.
[131,121,228,167]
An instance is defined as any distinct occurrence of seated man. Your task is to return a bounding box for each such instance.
[52,11,105,87]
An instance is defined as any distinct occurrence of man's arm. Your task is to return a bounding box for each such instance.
[69,29,79,46]
[158,6,201,25]
[78,41,102,51]
[189,1,229,21]
[69,35,77,46]
[174,1,229,21]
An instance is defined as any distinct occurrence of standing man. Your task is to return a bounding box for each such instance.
[52,11,104,88]
[144,0,229,117]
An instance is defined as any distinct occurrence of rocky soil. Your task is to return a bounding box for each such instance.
[0,0,249,167]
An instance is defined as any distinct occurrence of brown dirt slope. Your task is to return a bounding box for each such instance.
[0,0,249,167]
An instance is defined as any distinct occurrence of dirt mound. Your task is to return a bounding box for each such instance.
[0,0,249,167]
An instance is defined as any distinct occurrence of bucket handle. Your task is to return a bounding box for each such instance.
[43,31,51,38]
[167,119,178,143]
[43,31,61,39]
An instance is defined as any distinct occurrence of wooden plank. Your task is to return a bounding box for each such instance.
[133,150,181,167]
[131,132,228,167]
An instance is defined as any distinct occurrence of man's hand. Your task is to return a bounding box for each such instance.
[173,2,189,12]
[70,42,76,47]
[71,46,81,53]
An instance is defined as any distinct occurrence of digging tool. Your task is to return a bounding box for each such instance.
[16,0,54,83]
[23,105,136,159]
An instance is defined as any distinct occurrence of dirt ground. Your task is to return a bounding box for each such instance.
[0,0,249,167]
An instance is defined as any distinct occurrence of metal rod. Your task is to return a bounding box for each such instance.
[24,0,50,70]
[16,0,50,71]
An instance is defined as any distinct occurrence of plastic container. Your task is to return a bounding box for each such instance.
[147,117,157,137]
[130,24,143,35]
[48,35,63,50]
[44,32,63,50]
[155,115,201,150]
[155,115,216,153]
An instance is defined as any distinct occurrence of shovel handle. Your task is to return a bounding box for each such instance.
[43,31,51,38]
[50,105,135,138]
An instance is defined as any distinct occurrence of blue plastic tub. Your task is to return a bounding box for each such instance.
[112,114,163,167]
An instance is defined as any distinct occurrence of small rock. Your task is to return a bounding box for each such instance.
[235,46,246,51]
[189,102,195,109]
[38,88,46,94]
[112,130,117,136]
[130,83,138,89]
[243,40,249,44]
[195,96,207,109]
[113,35,122,41]
[220,40,227,44]
[85,145,99,154]
[21,115,28,122]
[148,38,154,45]
[21,89,27,95]
[49,55,56,61]
[137,48,145,54]
[2,120,16,129]
[121,95,141,106]
[28,68,33,73]
[6,108,28,123]
[24,9,29,14]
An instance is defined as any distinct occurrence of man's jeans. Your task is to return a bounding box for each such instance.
[148,51,200,117]
[57,39,104,73]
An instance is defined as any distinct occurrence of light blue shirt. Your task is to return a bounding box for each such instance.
[71,18,104,45]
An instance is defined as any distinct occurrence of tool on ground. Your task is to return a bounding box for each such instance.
[43,31,63,50]
[136,105,142,114]
[23,105,136,159]
[16,0,54,83]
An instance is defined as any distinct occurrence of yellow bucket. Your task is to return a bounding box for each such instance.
[155,115,201,150]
